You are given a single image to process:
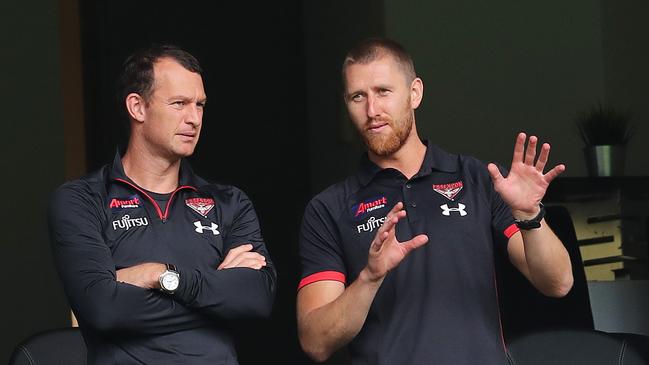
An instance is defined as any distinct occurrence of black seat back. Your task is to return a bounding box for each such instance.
[9,327,86,365]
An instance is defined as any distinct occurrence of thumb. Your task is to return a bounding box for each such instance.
[401,234,429,254]
[487,163,504,184]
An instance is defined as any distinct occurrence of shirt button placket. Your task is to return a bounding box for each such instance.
[404,182,416,208]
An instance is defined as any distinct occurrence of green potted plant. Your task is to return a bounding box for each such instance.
[575,102,634,176]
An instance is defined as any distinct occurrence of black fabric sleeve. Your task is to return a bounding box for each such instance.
[298,195,347,288]
[48,183,210,335]
[172,188,276,319]
[489,164,518,244]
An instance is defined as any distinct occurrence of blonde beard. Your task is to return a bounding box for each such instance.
[362,112,414,156]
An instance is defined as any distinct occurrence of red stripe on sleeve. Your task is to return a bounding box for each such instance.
[298,271,346,290]
[504,223,520,239]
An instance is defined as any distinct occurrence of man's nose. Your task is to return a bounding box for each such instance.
[186,104,202,125]
[366,94,379,118]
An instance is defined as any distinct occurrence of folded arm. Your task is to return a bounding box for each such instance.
[172,189,277,319]
[49,185,210,334]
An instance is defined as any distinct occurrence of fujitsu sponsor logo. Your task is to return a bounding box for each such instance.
[352,196,387,218]
[109,195,141,209]
[356,216,386,234]
[112,214,149,231]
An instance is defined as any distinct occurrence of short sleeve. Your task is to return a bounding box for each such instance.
[490,164,519,240]
[298,196,347,290]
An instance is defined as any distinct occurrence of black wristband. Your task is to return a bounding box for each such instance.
[514,203,545,230]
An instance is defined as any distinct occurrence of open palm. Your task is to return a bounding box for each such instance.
[365,202,428,281]
[487,133,565,217]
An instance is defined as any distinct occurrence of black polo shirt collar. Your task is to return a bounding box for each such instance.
[355,140,459,187]
[108,150,201,188]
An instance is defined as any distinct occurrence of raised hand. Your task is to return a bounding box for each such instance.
[487,132,565,219]
[217,244,267,270]
[364,202,428,282]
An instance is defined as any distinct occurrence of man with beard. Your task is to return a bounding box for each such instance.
[296,38,573,364]
[49,44,276,364]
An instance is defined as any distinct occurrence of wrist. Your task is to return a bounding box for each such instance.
[514,203,545,230]
[512,205,541,221]
[359,267,385,286]
[158,263,180,293]
[151,264,166,288]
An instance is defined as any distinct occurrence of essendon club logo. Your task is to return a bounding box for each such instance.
[109,195,140,209]
[432,181,463,201]
[186,197,215,217]
[352,196,387,219]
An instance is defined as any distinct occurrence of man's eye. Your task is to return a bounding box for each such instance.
[172,101,184,107]
[351,94,363,102]
[379,89,390,96]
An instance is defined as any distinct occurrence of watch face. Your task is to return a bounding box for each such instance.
[162,272,179,291]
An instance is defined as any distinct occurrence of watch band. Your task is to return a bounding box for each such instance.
[514,203,545,230]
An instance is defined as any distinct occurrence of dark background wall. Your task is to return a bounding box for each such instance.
[79,1,311,364]
[2,1,648,364]
[0,0,70,362]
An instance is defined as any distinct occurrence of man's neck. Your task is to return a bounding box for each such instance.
[121,144,181,194]
[369,134,427,180]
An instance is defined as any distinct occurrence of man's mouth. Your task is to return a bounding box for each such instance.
[367,122,389,132]
[177,132,197,140]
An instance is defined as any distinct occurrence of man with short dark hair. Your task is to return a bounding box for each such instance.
[49,44,276,364]
[296,38,573,364]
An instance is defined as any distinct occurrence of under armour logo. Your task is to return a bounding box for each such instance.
[194,221,220,235]
[440,203,467,216]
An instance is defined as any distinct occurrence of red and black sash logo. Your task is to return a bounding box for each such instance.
[432,181,463,201]
[186,197,215,217]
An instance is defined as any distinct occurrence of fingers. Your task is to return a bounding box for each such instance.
[222,251,266,269]
[379,202,407,235]
[371,216,399,252]
[514,133,555,172]
[385,201,404,219]
[221,254,267,270]
[544,164,566,183]
[372,203,407,251]
[219,252,266,270]
[218,244,263,270]
[511,132,526,166]
[218,243,252,268]
[536,143,550,172]
[524,135,538,165]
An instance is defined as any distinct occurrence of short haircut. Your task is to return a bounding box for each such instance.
[342,37,417,89]
[118,43,202,105]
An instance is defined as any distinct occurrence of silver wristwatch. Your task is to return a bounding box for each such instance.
[159,263,180,294]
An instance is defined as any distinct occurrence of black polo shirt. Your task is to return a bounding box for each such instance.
[299,142,518,365]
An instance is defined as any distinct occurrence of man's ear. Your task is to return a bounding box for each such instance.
[125,93,146,122]
[410,77,424,109]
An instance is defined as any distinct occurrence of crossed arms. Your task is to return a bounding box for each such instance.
[49,186,276,335]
